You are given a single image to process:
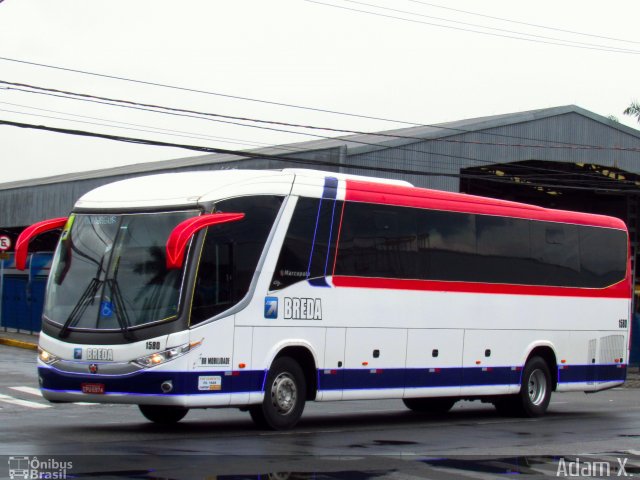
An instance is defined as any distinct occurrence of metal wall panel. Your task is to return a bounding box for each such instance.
[348,112,640,192]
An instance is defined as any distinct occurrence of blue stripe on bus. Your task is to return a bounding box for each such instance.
[322,176,338,200]
[39,364,626,396]
[307,176,339,287]
[38,367,266,396]
[323,179,339,277]
[308,277,331,287]
[318,367,521,391]
[306,177,339,280]
[557,364,626,384]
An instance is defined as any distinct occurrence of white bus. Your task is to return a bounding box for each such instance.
[18,169,631,429]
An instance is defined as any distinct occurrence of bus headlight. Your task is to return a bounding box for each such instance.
[132,339,203,369]
[38,347,60,365]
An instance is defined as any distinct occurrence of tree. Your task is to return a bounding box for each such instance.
[624,101,640,123]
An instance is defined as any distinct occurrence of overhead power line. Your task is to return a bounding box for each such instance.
[4,80,640,153]
[304,0,640,55]
[1,119,638,193]
[4,80,640,186]
[339,0,639,52]
[0,118,475,180]
[3,79,640,187]
[3,80,601,150]
[0,104,272,149]
[5,102,636,188]
[403,0,640,45]
[0,56,418,127]
[1,58,636,149]
[0,58,546,142]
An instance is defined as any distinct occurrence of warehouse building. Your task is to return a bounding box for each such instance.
[1,104,640,359]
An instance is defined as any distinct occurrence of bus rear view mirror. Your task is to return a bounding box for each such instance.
[15,217,68,271]
[165,213,245,269]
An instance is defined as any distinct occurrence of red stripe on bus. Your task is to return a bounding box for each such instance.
[344,180,627,230]
[331,276,632,299]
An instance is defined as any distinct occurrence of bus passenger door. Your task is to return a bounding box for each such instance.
[404,329,463,399]
[318,328,346,401]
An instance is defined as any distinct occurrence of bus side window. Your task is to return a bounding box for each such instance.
[475,215,531,285]
[271,198,341,290]
[417,210,476,282]
[579,227,627,287]
[335,202,418,279]
[190,196,283,325]
[531,223,580,286]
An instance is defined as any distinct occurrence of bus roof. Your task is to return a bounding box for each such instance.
[73,169,627,231]
[74,169,410,210]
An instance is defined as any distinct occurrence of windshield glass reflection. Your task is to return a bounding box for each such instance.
[44,211,197,331]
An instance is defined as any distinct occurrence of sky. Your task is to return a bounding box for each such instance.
[0,0,639,184]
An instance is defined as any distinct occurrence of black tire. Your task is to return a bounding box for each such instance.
[402,397,456,414]
[493,356,552,417]
[138,404,189,424]
[249,357,306,430]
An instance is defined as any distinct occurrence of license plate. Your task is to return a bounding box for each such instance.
[81,383,105,394]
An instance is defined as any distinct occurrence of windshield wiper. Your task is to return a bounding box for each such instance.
[58,278,102,338]
[107,278,134,341]
[57,277,135,340]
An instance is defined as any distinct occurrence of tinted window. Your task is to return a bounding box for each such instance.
[271,197,342,290]
[333,201,626,289]
[476,216,531,284]
[417,210,476,282]
[191,196,283,324]
[530,222,581,286]
[335,203,417,279]
[580,227,627,287]
[44,211,196,330]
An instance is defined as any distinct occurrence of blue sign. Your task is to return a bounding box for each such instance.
[100,301,114,318]
[74,348,82,360]
[264,297,278,319]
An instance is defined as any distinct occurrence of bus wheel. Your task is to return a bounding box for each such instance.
[249,357,306,430]
[494,356,552,417]
[402,397,456,414]
[138,405,189,424]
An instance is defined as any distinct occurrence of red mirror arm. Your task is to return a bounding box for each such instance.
[16,217,68,271]
[166,213,245,269]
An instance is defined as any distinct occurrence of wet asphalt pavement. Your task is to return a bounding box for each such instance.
[1,345,639,479]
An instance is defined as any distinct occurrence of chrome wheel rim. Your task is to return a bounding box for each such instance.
[528,369,547,406]
[270,372,297,415]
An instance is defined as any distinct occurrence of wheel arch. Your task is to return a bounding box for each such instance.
[267,341,319,401]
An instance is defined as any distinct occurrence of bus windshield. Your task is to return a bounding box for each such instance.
[44,211,198,332]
